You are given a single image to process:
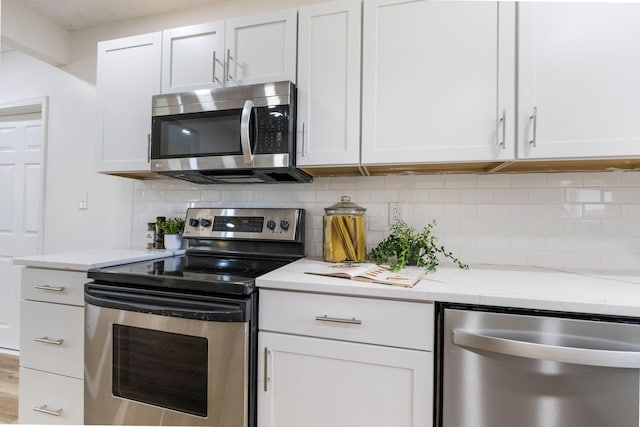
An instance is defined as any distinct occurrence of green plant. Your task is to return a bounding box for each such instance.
[156,217,185,235]
[368,219,468,272]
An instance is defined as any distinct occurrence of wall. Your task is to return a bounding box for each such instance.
[132,171,640,273]
[0,50,133,253]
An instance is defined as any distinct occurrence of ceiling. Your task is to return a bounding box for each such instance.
[16,0,226,31]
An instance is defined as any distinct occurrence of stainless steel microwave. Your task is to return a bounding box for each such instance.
[150,81,311,184]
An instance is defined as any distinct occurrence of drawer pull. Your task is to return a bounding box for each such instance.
[33,336,64,345]
[315,315,362,325]
[33,405,62,416]
[35,285,65,292]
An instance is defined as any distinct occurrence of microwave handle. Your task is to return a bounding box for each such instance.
[240,99,255,163]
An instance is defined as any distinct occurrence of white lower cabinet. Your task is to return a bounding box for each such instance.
[18,268,86,424]
[18,368,84,425]
[258,289,434,427]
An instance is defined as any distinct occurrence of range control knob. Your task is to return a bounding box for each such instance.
[266,219,277,230]
[280,220,290,230]
[189,218,200,227]
[200,218,212,228]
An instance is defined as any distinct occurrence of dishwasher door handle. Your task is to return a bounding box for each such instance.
[453,329,640,369]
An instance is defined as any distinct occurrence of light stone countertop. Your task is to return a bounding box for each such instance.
[13,247,185,271]
[256,257,640,318]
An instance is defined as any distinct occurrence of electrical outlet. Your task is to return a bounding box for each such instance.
[389,202,403,225]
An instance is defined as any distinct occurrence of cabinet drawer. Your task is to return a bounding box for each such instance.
[19,368,83,425]
[20,300,84,379]
[22,268,86,306]
[259,290,434,351]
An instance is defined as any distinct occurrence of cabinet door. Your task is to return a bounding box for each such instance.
[96,32,161,173]
[258,332,433,427]
[161,22,226,93]
[362,0,515,165]
[19,368,83,424]
[225,9,297,86]
[296,0,361,167]
[518,3,640,159]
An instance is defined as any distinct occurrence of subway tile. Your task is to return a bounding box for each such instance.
[201,190,222,201]
[460,188,493,203]
[510,235,546,250]
[562,252,602,270]
[476,235,511,249]
[546,172,584,187]
[445,204,477,218]
[511,204,545,219]
[545,236,582,252]
[180,191,202,202]
[622,204,640,218]
[563,219,602,236]
[621,171,640,186]
[490,249,528,266]
[494,188,529,203]
[544,205,582,219]
[565,188,601,203]
[526,219,564,236]
[356,176,386,189]
[369,190,398,203]
[460,218,494,234]
[400,189,429,203]
[429,189,460,203]
[413,203,446,219]
[603,188,640,203]
[444,174,478,188]
[528,188,564,204]
[329,176,359,189]
[583,171,623,187]
[510,173,547,188]
[414,174,446,188]
[477,174,511,188]
[582,204,622,219]
[384,175,414,189]
[476,204,511,219]
[526,251,565,269]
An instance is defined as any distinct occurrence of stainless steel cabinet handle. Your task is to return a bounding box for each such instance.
[147,133,151,162]
[33,336,64,345]
[226,49,233,81]
[497,109,506,150]
[453,329,640,369]
[32,405,62,417]
[528,106,538,148]
[240,99,254,163]
[315,315,362,325]
[35,285,64,292]
[263,347,270,392]
[301,122,306,156]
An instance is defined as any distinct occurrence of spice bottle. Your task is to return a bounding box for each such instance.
[155,216,166,249]
[146,222,156,250]
[323,196,367,263]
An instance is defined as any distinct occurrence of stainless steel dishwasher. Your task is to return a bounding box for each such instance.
[436,304,640,427]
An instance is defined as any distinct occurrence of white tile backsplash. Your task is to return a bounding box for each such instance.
[132,170,640,272]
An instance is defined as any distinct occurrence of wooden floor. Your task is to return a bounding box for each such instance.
[0,353,18,424]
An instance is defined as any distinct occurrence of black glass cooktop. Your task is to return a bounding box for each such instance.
[87,254,293,296]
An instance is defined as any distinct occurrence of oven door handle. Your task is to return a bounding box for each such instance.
[453,329,640,369]
[240,99,255,164]
[85,284,247,322]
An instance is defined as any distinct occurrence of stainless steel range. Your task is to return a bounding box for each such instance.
[84,207,305,427]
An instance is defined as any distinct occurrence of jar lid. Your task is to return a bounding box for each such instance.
[324,196,366,215]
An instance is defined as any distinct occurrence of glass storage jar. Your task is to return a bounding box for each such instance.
[323,196,366,262]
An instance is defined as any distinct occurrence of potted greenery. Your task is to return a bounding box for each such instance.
[368,219,468,272]
[157,217,185,250]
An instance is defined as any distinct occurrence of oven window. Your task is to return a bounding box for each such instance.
[153,110,243,158]
[112,325,208,417]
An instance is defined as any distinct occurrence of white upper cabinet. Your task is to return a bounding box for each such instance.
[160,10,296,93]
[96,32,161,174]
[517,3,640,160]
[296,0,361,168]
[361,0,515,166]
[225,9,297,86]
[161,22,225,93]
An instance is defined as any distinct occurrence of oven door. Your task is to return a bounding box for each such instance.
[84,284,249,426]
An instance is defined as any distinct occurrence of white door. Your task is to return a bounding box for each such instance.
[361,0,515,165]
[161,21,226,93]
[0,98,47,351]
[225,9,297,86]
[518,3,640,159]
[296,0,361,168]
[258,332,433,427]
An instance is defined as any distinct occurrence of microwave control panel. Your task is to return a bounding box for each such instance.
[255,105,290,154]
